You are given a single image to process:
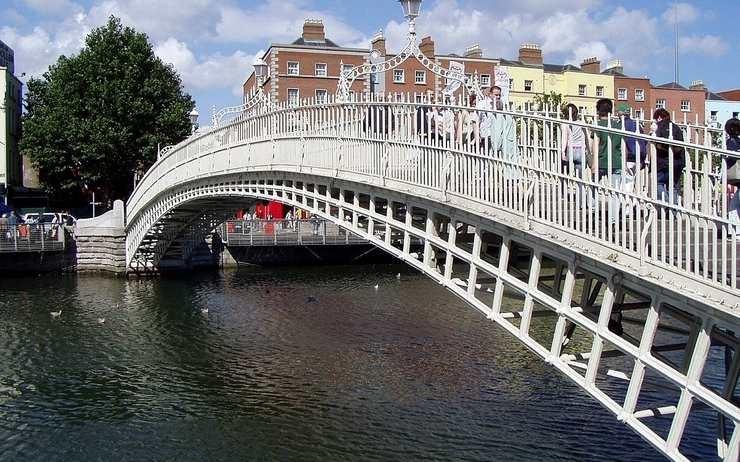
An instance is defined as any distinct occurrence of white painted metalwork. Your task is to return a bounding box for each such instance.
[125,93,740,461]
[0,224,65,253]
[211,88,272,128]
[336,0,483,102]
[221,219,367,247]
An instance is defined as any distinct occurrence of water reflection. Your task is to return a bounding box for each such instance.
[0,267,701,461]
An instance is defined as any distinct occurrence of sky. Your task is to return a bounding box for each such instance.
[1,0,737,124]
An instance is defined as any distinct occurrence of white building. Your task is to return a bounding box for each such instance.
[705,91,740,130]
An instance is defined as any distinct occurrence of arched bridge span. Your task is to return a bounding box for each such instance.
[125,97,740,461]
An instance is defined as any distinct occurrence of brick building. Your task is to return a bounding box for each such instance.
[718,89,740,101]
[242,20,369,105]
[602,60,652,120]
[651,81,705,124]
[243,22,499,104]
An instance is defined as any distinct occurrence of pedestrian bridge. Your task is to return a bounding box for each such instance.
[125,95,739,461]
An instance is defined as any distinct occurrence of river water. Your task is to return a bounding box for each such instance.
[0,266,718,461]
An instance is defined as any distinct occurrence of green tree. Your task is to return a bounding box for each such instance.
[532,92,568,113]
[22,16,194,206]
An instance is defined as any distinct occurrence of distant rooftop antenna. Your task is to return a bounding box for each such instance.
[674,3,679,84]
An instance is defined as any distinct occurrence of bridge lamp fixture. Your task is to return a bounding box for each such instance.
[253,57,268,86]
[399,0,422,35]
[189,108,199,134]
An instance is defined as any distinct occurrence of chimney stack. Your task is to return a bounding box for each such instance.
[302,19,325,43]
[518,43,542,65]
[419,36,435,56]
[464,44,483,59]
[604,59,623,74]
[689,80,706,91]
[371,30,386,55]
[580,57,601,73]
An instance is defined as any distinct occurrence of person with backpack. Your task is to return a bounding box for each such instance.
[652,108,686,204]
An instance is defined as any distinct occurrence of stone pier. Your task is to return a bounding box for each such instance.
[75,200,126,274]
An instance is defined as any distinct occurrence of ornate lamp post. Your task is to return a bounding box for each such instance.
[189,108,199,134]
[398,0,422,35]
[253,57,268,87]
[337,0,479,102]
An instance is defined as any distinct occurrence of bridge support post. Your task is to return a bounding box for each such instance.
[622,296,661,416]
[403,204,412,255]
[467,228,482,297]
[519,250,542,336]
[490,237,512,317]
[368,195,376,238]
[443,220,457,281]
[666,317,713,452]
[550,261,577,359]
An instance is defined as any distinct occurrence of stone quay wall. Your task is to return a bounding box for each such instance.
[74,200,127,275]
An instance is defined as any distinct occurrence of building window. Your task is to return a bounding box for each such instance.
[680,100,690,112]
[315,89,327,104]
[342,64,353,75]
[480,74,491,87]
[656,99,666,109]
[617,88,627,100]
[578,84,587,96]
[393,69,404,83]
[710,111,718,122]
[415,94,424,103]
[315,63,327,77]
[287,62,299,76]
[634,109,643,120]
[415,70,426,84]
[524,80,533,92]
[288,88,299,106]
[635,89,645,101]
[596,86,604,97]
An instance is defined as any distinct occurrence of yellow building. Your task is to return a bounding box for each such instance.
[500,45,615,114]
[544,58,615,115]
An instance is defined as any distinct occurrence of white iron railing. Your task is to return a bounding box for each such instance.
[128,93,740,294]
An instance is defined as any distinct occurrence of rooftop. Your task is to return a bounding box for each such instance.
[655,82,688,90]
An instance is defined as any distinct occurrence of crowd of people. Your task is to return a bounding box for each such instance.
[388,90,740,225]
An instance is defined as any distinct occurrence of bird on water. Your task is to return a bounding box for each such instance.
[50,310,62,318]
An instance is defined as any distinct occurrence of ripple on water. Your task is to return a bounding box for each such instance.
[0,268,717,461]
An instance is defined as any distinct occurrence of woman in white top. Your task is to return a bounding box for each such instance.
[560,104,589,176]
[560,104,591,208]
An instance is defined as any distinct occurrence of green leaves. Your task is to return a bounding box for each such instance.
[22,16,195,206]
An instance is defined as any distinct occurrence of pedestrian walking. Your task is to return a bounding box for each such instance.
[652,108,685,204]
[591,98,625,225]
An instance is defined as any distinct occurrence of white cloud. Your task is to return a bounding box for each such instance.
[662,2,700,25]
[155,37,257,97]
[382,0,660,73]
[214,0,364,45]
[679,34,729,57]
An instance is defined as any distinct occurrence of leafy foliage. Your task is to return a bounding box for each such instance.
[532,92,568,112]
[22,16,194,205]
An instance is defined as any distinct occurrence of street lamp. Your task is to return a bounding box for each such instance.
[253,57,268,86]
[189,108,199,134]
[399,0,422,34]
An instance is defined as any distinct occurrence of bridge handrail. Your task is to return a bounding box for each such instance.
[129,96,740,219]
[0,223,66,253]
[127,94,740,293]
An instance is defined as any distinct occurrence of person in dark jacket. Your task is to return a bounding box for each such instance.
[725,118,740,227]
[727,118,740,155]
[652,108,685,204]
